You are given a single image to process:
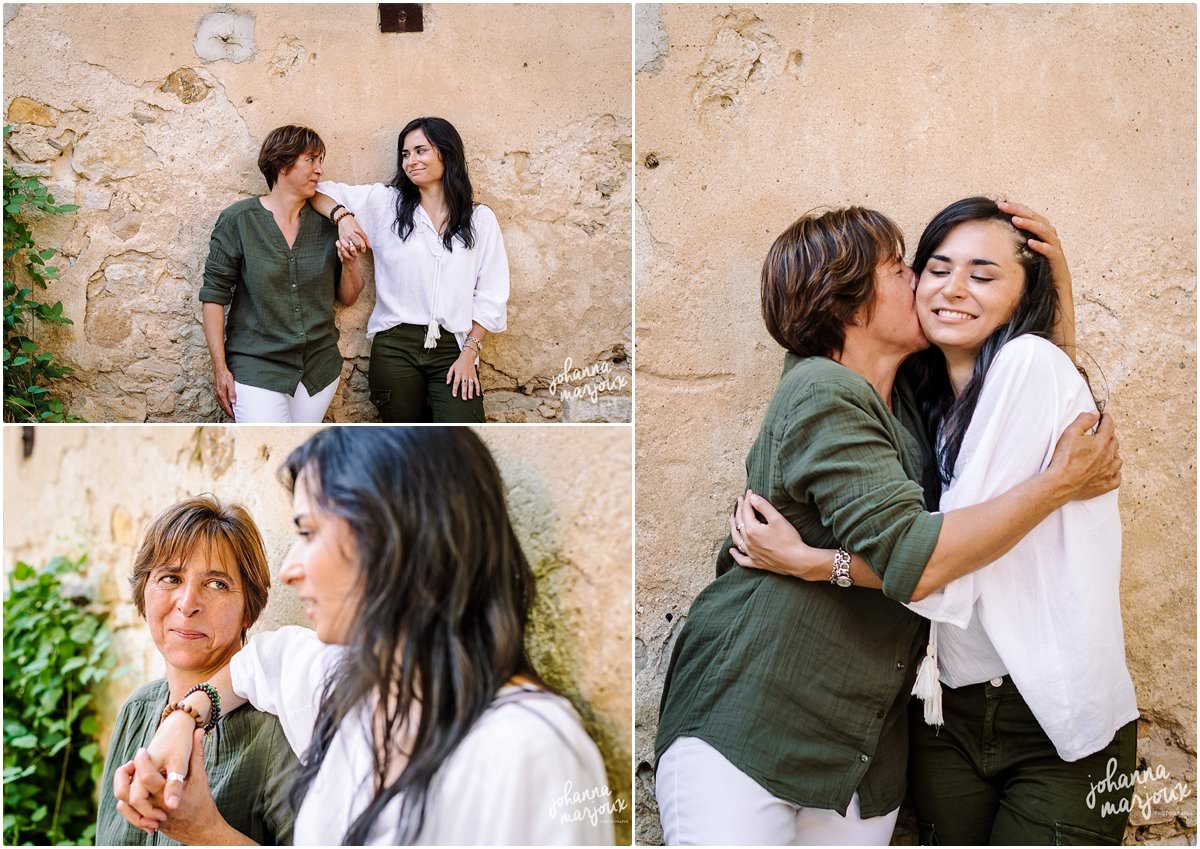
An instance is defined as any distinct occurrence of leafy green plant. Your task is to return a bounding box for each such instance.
[4,555,115,845]
[4,125,82,422]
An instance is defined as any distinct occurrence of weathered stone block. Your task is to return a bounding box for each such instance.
[159,68,210,104]
[6,95,55,126]
[72,128,159,183]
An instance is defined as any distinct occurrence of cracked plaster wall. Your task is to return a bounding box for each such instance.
[3,4,632,422]
[3,425,633,842]
[635,5,1196,844]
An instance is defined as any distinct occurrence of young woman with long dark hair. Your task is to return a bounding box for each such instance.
[310,118,509,423]
[734,198,1137,843]
[112,428,611,845]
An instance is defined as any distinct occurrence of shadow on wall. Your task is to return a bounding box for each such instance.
[502,455,633,844]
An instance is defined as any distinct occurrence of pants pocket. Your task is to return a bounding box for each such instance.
[369,389,392,409]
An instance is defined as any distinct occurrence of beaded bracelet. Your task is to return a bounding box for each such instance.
[332,209,356,225]
[160,701,205,728]
[328,203,346,221]
[184,682,222,732]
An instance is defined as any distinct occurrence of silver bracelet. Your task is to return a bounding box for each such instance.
[829,548,853,588]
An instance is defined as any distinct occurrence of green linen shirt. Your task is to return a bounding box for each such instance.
[95,679,297,846]
[199,197,343,396]
[656,354,944,819]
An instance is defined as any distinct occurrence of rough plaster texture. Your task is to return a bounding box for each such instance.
[3,424,633,842]
[635,5,1196,845]
[3,4,632,422]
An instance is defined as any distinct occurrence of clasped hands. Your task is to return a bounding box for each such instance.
[336,215,370,262]
[113,718,228,844]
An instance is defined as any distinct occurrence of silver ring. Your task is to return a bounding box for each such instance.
[166,771,186,784]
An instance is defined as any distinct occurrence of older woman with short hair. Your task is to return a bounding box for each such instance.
[201,125,364,423]
[95,496,297,845]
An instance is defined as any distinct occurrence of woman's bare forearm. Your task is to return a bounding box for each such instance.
[201,303,228,371]
[1050,270,1077,359]
[309,191,336,219]
[337,254,365,306]
[910,469,1072,599]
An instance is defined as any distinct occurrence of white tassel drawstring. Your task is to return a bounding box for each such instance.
[911,621,944,727]
[423,320,440,349]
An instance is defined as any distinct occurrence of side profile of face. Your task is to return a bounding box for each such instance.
[917,219,1026,358]
[278,148,324,198]
[280,471,362,645]
[401,128,445,188]
[858,252,927,355]
[143,546,248,677]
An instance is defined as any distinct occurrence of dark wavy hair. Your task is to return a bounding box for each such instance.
[282,427,540,843]
[387,117,476,251]
[903,196,1058,493]
[760,207,905,358]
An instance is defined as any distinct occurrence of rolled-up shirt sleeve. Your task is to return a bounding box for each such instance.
[199,209,242,305]
[230,626,343,757]
[470,205,509,332]
[780,382,943,603]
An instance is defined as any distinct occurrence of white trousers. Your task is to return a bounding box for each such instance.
[656,737,899,846]
[232,377,339,423]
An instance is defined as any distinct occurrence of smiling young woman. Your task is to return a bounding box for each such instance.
[307,118,511,423]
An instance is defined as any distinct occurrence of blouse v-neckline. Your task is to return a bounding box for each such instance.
[258,197,307,250]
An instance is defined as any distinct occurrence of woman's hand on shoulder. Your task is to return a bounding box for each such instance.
[1046,411,1121,502]
[728,490,823,580]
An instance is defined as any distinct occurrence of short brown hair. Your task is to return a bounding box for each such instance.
[130,496,271,633]
[760,207,905,358]
[258,125,326,190]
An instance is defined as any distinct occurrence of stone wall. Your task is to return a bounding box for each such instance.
[3,4,632,422]
[3,424,633,842]
[635,5,1196,844]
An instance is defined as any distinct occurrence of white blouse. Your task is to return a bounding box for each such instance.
[317,181,509,348]
[231,626,615,845]
[906,335,1138,762]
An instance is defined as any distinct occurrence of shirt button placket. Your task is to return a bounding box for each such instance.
[288,253,302,337]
